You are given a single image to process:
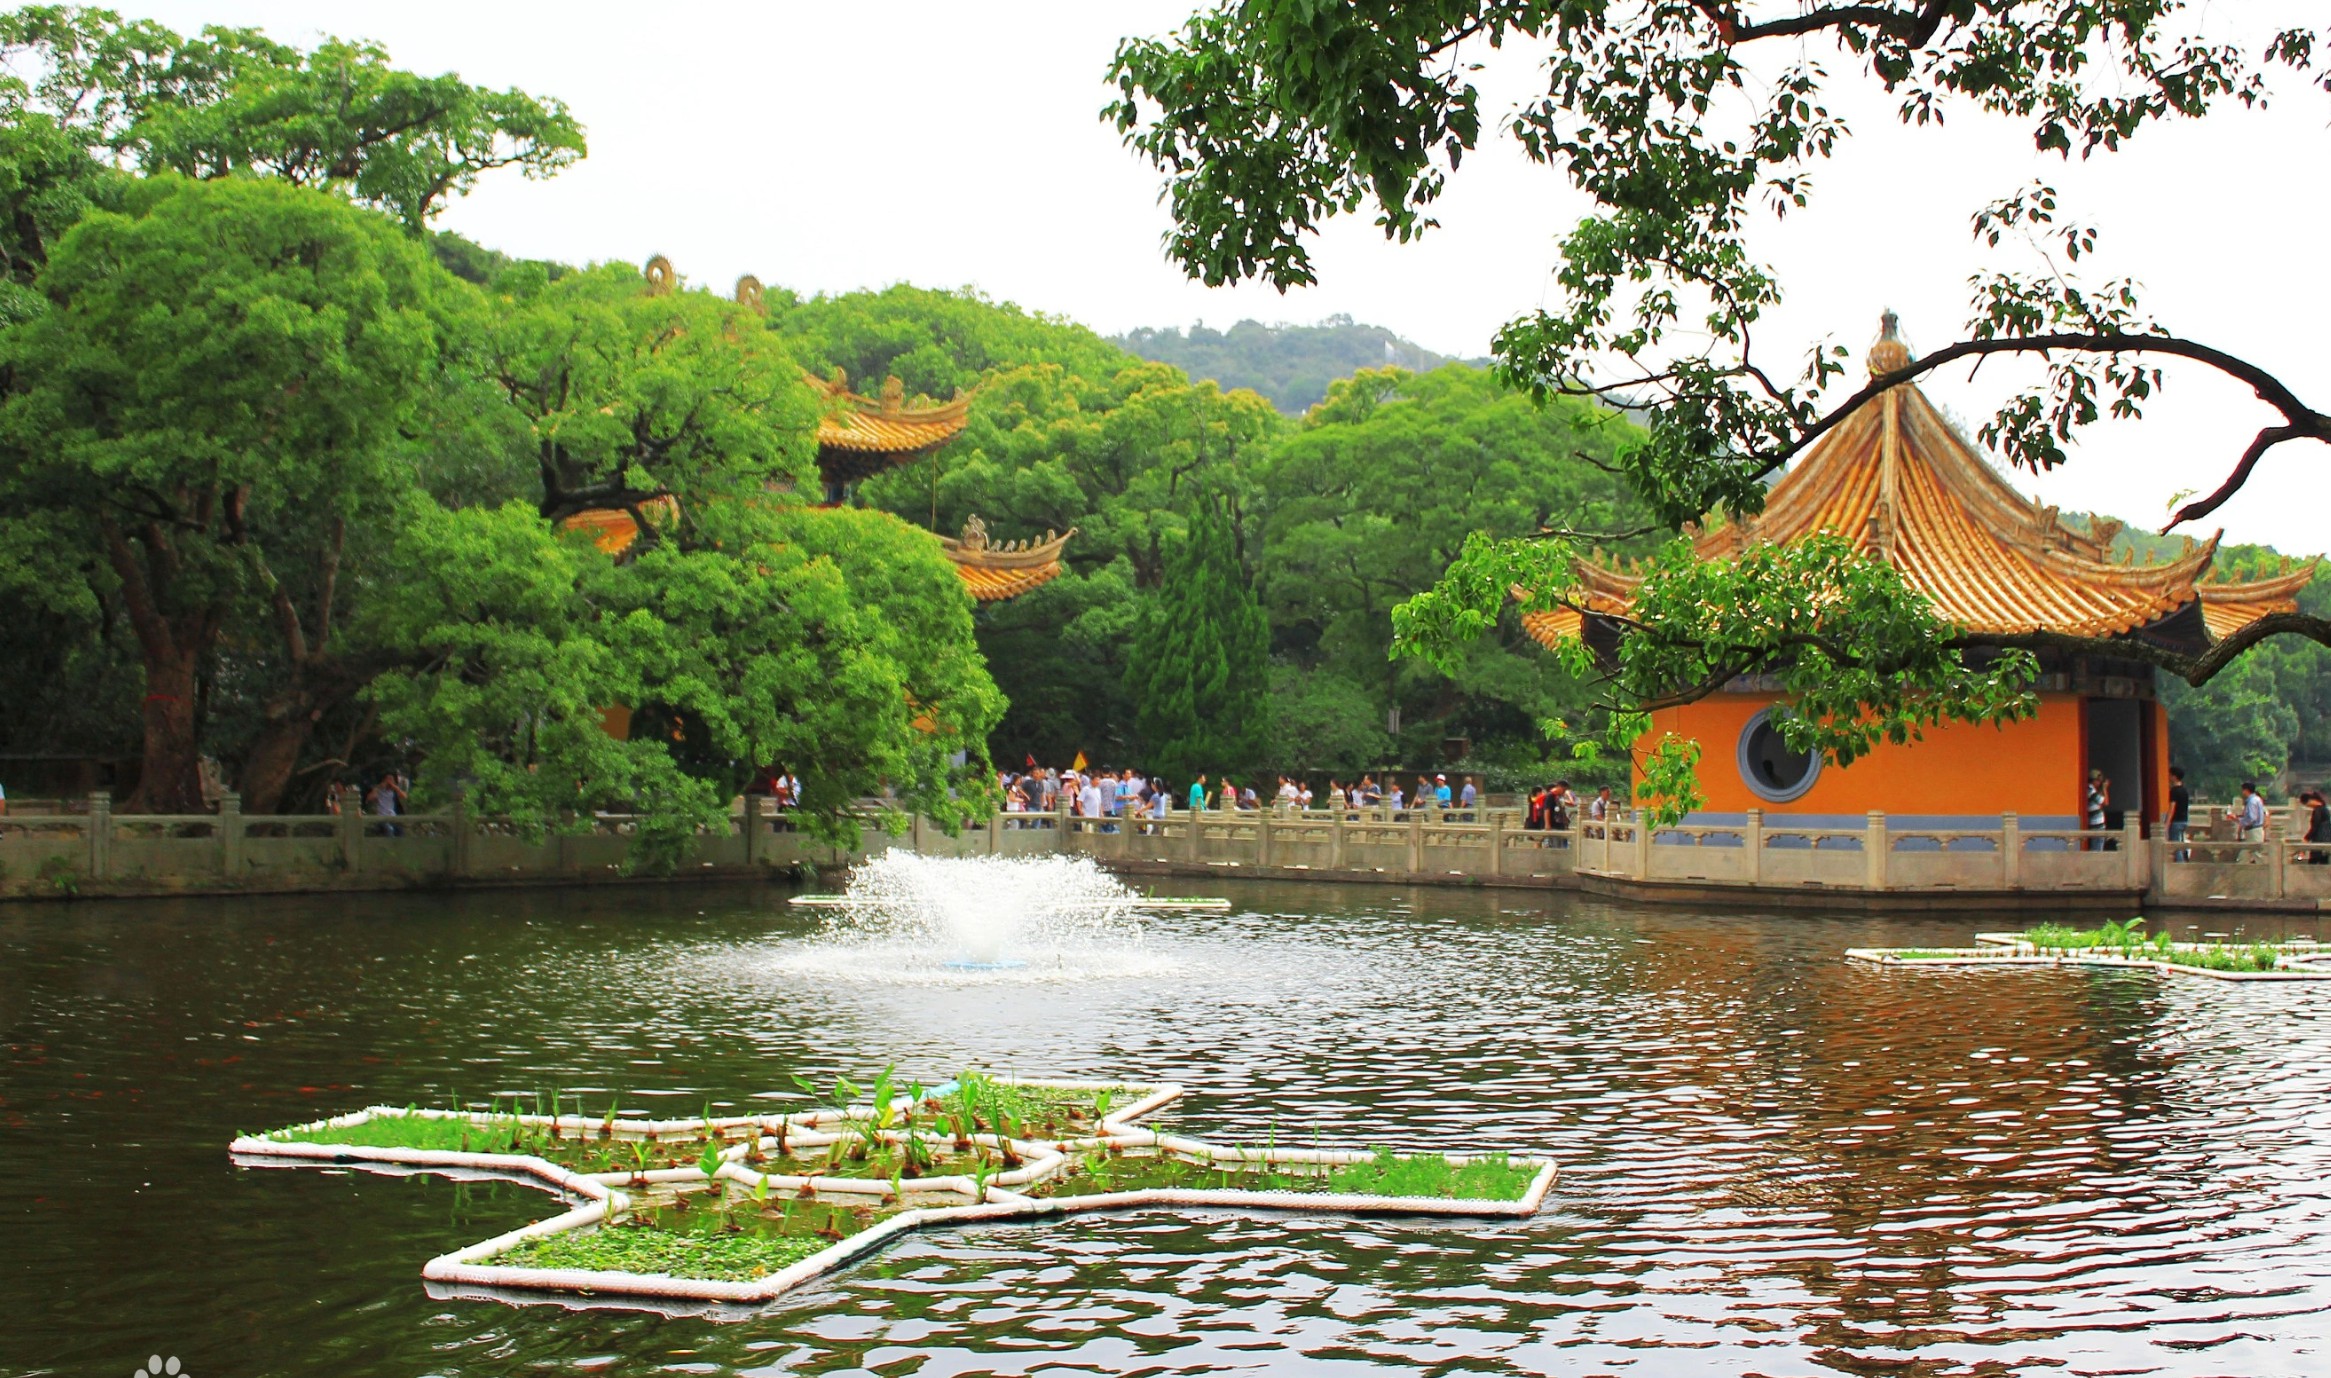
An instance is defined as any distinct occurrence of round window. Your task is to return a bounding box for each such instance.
[1736,708,1822,803]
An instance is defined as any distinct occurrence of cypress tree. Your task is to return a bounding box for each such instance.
[1128,504,1270,785]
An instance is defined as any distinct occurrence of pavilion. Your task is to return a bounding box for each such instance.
[1519,312,2313,830]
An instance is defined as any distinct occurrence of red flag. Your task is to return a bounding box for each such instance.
[1025,753,1037,768]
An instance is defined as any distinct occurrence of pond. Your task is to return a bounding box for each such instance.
[4,879,2329,1376]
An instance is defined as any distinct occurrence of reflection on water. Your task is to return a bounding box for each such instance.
[5,881,2331,1376]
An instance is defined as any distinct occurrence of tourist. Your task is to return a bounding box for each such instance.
[366,772,407,838]
[1386,781,1404,811]
[2304,788,2331,865]
[1150,778,1169,822]
[1435,774,1453,810]
[1587,786,1612,841]
[2237,781,2268,859]
[1188,773,1208,813]
[1458,776,1478,817]
[2166,765,2192,862]
[1548,780,1574,849]
[2083,769,2108,851]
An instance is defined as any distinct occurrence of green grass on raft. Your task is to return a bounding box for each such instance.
[1043,1149,1538,1201]
[496,1192,900,1281]
[495,1220,829,1282]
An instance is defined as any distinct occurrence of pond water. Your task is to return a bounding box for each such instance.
[4,879,2330,1377]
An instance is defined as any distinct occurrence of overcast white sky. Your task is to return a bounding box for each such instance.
[122,1,2331,554]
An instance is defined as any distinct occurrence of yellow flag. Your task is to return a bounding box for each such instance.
[1069,751,1088,773]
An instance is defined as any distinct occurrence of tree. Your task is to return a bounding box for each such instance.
[1259,364,1647,764]
[1128,503,1271,784]
[1107,2,2331,776]
[0,175,463,812]
[485,262,818,526]
[365,499,1005,864]
[0,7,584,234]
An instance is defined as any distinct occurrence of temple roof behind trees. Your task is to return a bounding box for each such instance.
[804,368,975,485]
[555,505,1069,604]
[1519,312,2314,657]
[641,257,975,488]
[941,515,1074,601]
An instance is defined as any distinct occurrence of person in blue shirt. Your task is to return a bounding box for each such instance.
[1434,774,1453,808]
[1187,773,1208,812]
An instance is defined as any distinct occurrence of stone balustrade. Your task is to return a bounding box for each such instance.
[3,794,2321,911]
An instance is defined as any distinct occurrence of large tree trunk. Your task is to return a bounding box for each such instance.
[125,648,205,813]
[238,707,315,815]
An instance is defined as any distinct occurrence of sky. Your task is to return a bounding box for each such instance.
[114,1,2331,554]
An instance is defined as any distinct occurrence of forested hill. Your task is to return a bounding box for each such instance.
[1116,316,1482,413]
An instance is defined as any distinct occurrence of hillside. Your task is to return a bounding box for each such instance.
[1117,316,1481,413]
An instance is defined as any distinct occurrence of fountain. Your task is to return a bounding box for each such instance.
[778,852,1221,980]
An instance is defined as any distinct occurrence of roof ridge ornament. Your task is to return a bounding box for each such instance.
[1868,307,1912,376]
[644,255,675,297]
[734,275,764,313]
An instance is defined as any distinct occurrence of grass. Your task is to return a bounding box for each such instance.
[1040,1148,1538,1201]
[2164,943,2282,973]
[496,1191,896,1282]
[261,1108,748,1174]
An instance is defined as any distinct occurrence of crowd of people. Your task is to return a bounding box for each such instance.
[989,763,1602,829]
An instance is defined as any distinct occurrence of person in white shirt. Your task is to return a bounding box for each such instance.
[2238,781,2269,860]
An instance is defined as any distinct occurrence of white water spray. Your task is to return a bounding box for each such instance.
[773,853,1182,982]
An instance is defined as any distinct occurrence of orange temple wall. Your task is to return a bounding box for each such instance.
[1640,693,2154,820]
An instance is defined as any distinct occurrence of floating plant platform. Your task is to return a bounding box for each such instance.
[1849,920,2331,981]
[232,1073,1556,1312]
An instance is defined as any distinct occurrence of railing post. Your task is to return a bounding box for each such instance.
[340,796,362,875]
[1257,810,1274,869]
[1865,811,1886,890]
[1632,809,1651,878]
[1185,807,1203,864]
[908,810,924,856]
[2123,815,2144,890]
[218,792,242,880]
[452,791,473,878]
[2269,813,2289,900]
[1329,810,1346,871]
[2000,812,2019,889]
[1408,809,1425,874]
[987,808,1002,854]
[87,791,110,882]
[1744,809,1763,884]
[1486,810,1504,878]
[2148,826,2169,896]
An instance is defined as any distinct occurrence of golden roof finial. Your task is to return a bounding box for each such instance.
[880,375,905,415]
[644,255,676,297]
[734,274,764,313]
[1868,307,1911,376]
[959,514,990,551]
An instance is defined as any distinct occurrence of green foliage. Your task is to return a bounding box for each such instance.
[1262,365,1649,771]
[486,261,819,521]
[1118,316,1471,413]
[0,7,584,234]
[1128,503,1271,782]
[0,175,467,810]
[2162,656,2301,798]
[365,499,1002,865]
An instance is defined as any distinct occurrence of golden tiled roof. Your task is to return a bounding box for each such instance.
[807,369,974,484]
[556,497,680,556]
[1519,313,2313,652]
[941,516,1073,602]
[554,504,1070,604]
